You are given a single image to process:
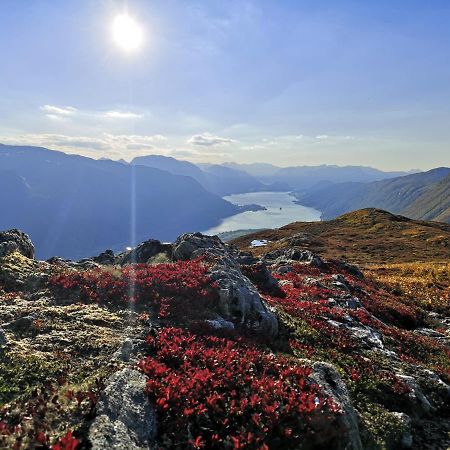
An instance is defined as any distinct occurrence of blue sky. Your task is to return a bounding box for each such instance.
[0,0,449,169]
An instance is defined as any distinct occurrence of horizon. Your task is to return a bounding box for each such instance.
[0,141,428,173]
[1,1,450,171]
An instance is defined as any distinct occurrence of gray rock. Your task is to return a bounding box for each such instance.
[205,318,235,331]
[89,368,156,450]
[93,249,116,266]
[114,338,134,362]
[263,247,324,267]
[0,229,35,259]
[391,412,413,448]
[309,362,363,450]
[3,314,37,333]
[0,328,7,347]
[173,233,278,337]
[117,240,172,265]
[396,374,435,417]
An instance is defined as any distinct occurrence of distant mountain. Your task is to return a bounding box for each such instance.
[0,144,241,259]
[221,162,281,177]
[132,155,271,196]
[266,165,412,191]
[296,167,450,223]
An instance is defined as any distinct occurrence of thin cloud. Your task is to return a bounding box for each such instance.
[188,132,236,146]
[104,110,144,119]
[40,105,77,116]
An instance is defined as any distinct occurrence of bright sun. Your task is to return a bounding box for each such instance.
[112,14,143,52]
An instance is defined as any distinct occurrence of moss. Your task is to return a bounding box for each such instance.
[148,252,172,265]
[0,251,41,291]
[358,403,407,450]
[0,351,60,406]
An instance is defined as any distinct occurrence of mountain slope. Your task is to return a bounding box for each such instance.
[297,167,450,222]
[232,208,450,264]
[132,155,266,196]
[0,144,239,259]
[402,173,450,222]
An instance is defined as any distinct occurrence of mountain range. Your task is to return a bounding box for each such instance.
[0,144,240,259]
[2,143,447,259]
[295,167,450,223]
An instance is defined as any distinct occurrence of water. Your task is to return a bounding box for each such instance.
[203,191,321,235]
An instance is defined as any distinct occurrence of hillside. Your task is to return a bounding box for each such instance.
[0,144,241,260]
[1,225,449,449]
[402,174,450,223]
[132,155,268,196]
[232,208,450,265]
[296,168,450,222]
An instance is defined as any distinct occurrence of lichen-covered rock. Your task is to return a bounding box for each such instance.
[0,229,35,259]
[309,362,363,450]
[89,368,156,450]
[173,233,278,337]
[0,251,42,291]
[262,247,324,267]
[117,240,172,265]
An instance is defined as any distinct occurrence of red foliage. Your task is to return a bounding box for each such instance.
[50,259,218,319]
[52,431,79,450]
[138,327,341,449]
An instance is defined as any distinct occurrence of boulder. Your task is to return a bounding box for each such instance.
[93,249,116,266]
[309,362,363,450]
[117,240,172,265]
[0,229,35,259]
[173,233,278,337]
[89,368,156,450]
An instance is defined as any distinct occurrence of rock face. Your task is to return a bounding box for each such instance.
[117,240,172,265]
[309,362,363,450]
[173,233,278,337]
[89,369,156,450]
[0,229,35,259]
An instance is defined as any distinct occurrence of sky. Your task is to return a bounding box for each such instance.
[0,0,449,170]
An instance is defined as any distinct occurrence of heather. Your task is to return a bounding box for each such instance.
[1,221,450,449]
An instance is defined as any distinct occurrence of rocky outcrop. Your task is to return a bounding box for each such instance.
[117,240,172,265]
[262,247,324,267]
[89,369,156,450]
[173,233,278,337]
[92,249,115,266]
[309,362,363,450]
[0,229,35,259]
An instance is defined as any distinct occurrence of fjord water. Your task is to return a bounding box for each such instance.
[204,192,321,234]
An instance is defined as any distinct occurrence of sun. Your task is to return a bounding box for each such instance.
[112,14,143,52]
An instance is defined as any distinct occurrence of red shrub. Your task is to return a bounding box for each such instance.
[50,259,218,319]
[139,327,341,449]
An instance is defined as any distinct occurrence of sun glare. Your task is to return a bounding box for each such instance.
[112,14,143,52]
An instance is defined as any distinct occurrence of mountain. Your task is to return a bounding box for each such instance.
[402,173,450,222]
[232,208,450,264]
[264,165,412,191]
[132,155,268,196]
[0,144,240,259]
[221,162,281,177]
[296,167,450,222]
